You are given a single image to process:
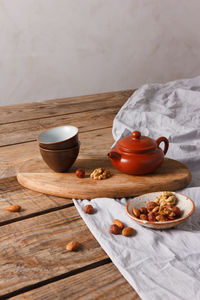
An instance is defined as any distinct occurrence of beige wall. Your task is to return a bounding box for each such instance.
[0,0,200,105]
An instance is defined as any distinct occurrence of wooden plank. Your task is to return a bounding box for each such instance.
[0,90,134,124]
[0,206,107,296]
[0,128,113,223]
[0,127,114,179]
[0,176,72,225]
[0,105,119,147]
[12,263,141,300]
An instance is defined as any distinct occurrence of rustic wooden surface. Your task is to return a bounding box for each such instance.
[0,90,142,299]
[17,157,191,199]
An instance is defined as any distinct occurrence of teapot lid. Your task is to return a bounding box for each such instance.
[118,131,157,153]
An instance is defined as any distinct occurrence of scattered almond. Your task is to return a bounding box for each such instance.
[66,241,79,251]
[122,227,134,237]
[112,219,124,229]
[6,204,21,212]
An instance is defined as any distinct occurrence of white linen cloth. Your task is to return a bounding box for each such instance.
[73,76,200,300]
[113,76,200,187]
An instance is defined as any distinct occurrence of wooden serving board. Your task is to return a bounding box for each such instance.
[17,155,191,199]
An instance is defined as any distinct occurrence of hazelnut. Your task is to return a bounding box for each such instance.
[148,211,156,221]
[110,224,121,235]
[6,204,21,212]
[166,204,174,209]
[140,214,148,220]
[66,241,79,251]
[139,207,148,215]
[76,169,85,178]
[122,227,134,236]
[84,204,94,214]
[147,202,158,211]
[113,219,124,229]
[172,206,181,218]
[132,207,140,218]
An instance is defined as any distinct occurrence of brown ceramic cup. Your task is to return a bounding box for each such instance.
[39,143,80,172]
[38,125,79,150]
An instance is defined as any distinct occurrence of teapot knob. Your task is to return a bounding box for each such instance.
[132,131,141,139]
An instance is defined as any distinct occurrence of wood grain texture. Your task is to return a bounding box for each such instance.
[0,176,72,224]
[0,127,113,179]
[0,206,107,296]
[12,263,141,300]
[0,105,119,147]
[0,89,145,300]
[0,90,134,124]
[17,157,191,199]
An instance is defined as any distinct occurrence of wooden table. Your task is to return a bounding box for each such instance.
[0,90,141,299]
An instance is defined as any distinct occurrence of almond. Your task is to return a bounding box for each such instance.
[66,241,79,251]
[112,219,124,229]
[122,227,134,237]
[6,204,21,212]
[132,207,140,218]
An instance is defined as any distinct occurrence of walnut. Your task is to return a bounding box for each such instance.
[152,206,159,214]
[155,191,177,206]
[159,206,172,216]
[156,215,168,222]
[90,168,111,180]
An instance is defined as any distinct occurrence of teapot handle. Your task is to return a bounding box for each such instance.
[156,137,169,155]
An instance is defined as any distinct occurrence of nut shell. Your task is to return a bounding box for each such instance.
[84,205,94,214]
[113,219,124,229]
[140,214,148,220]
[66,241,79,251]
[110,224,121,235]
[76,169,85,178]
[172,206,181,217]
[148,211,156,221]
[6,204,21,212]
[132,207,140,218]
[139,207,148,215]
[147,202,158,211]
[122,227,134,236]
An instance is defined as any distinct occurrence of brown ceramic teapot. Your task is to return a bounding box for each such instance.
[107,131,169,175]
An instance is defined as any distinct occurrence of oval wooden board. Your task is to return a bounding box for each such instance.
[17,156,191,199]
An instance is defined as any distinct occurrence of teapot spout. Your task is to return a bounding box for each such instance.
[107,151,121,160]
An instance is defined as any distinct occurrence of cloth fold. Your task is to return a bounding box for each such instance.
[74,188,200,300]
[74,76,200,300]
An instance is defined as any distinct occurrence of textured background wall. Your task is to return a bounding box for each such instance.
[0,0,200,105]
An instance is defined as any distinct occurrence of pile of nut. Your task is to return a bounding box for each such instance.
[90,168,111,180]
[132,191,182,222]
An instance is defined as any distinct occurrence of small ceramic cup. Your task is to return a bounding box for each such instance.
[39,143,80,172]
[38,125,79,150]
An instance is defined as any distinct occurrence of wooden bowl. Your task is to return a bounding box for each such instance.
[126,191,195,230]
[38,125,79,150]
[39,143,80,172]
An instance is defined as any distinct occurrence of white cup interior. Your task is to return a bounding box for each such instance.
[38,126,78,144]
